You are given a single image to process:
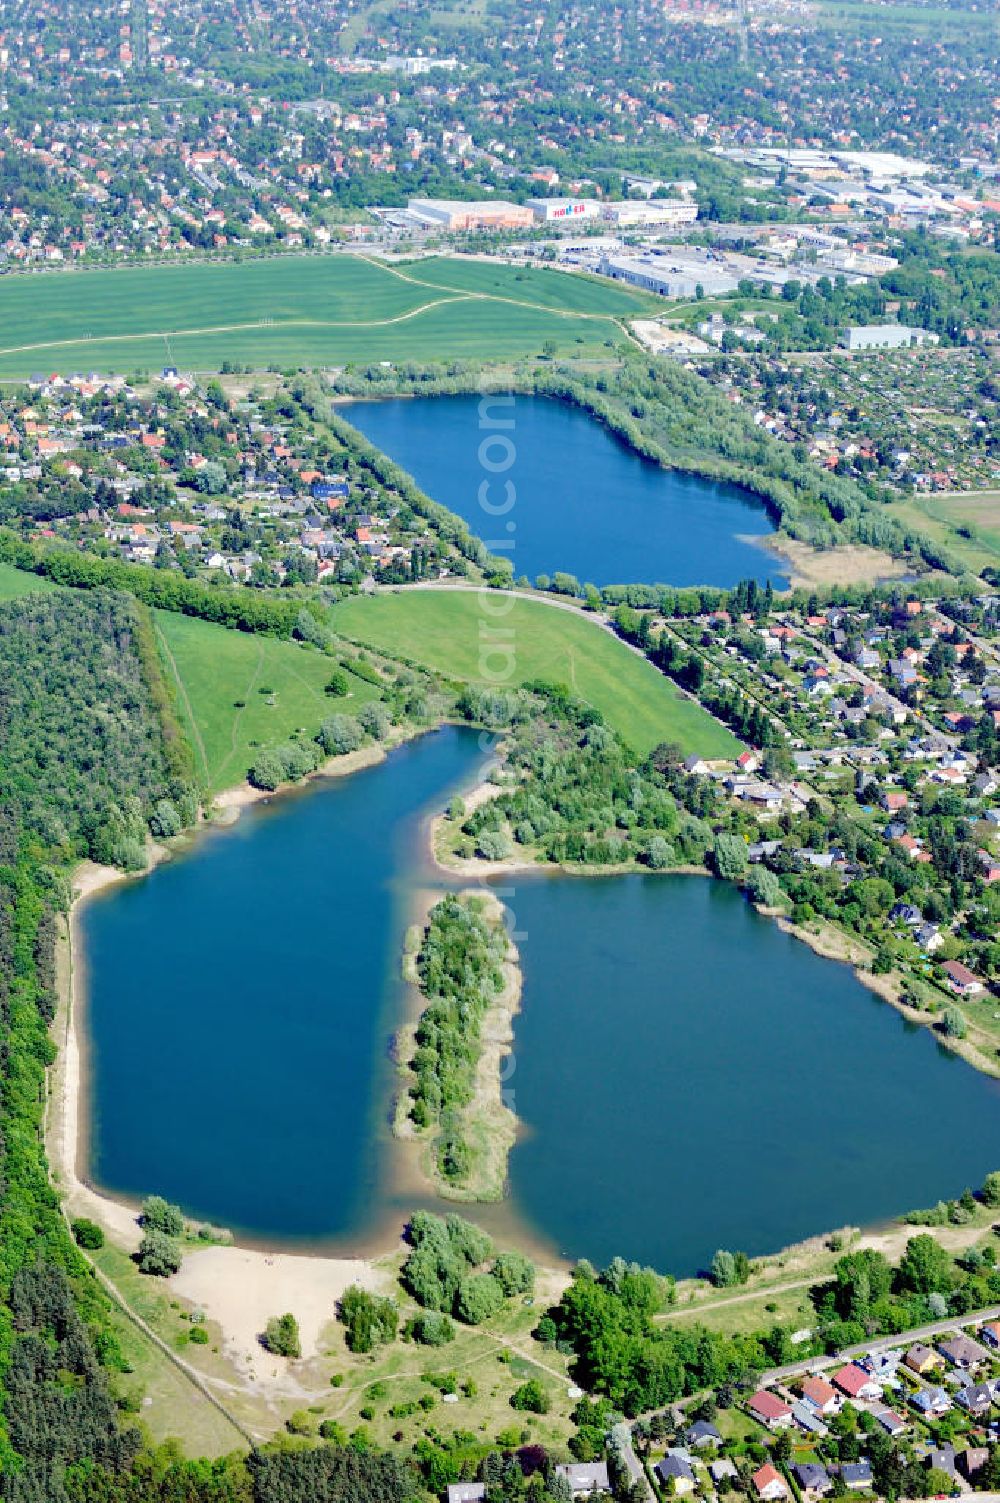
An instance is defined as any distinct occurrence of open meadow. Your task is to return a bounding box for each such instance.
[0,560,58,599]
[331,589,742,758]
[0,254,655,377]
[890,490,1000,577]
[153,610,381,793]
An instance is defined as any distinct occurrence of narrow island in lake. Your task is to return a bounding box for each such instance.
[396,892,521,1203]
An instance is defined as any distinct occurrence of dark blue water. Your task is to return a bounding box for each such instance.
[81,726,488,1244]
[344,394,788,589]
[83,746,1000,1272]
[506,874,1000,1274]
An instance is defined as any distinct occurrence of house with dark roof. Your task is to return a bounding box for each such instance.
[838,1460,873,1491]
[555,1462,612,1496]
[685,1419,721,1448]
[938,1333,990,1369]
[955,1381,994,1416]
[655,1454,696,1494]
[793,1463,833,1498]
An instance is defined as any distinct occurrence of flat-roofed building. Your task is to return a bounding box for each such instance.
[840,324,939,351]
[407,198,534,231]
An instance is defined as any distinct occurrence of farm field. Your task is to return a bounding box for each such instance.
[890,490,1000,577]
[0,560,58,599]
[331,588,742,758]
[153,610,380,793]
[0,254,653,377]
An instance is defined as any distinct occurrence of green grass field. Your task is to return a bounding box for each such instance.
[0,561,58,599]
[0,254,653,377]
[890,490,1000,576]
[331,589,742,758]
[154,611,381,793]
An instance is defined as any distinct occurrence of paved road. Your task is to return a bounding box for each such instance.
[785,615,957,752]
[760,1303,1000,1385]
[612,1420,656,1501]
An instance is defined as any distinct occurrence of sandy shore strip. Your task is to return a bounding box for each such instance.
[170,1247,387,1386]
[47,785,394,1399]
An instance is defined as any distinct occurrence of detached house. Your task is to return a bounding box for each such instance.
[832,1364,882,1402]
[753,1464,789,1501]
[942,961,985,997]
[750,1391,793,1429]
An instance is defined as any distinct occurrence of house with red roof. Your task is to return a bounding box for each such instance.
[942,961,985,997]
[749,1391,793,1429]
[753,1463,789,1501]
[832,1364,881,1401]
[800,1376,839,1415]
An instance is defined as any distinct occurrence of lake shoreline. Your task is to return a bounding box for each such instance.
[48,729,1000,1407]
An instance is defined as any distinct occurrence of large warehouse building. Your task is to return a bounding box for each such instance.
[526,197,602,224]
[406,198,534,231]
[840,324,939,350]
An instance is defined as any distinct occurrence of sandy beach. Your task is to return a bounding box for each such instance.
[170,1247,388,1389]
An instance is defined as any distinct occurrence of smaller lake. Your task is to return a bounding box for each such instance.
[344,394,789,590]
[506,874,1000,1274]
[80,726,488,1244]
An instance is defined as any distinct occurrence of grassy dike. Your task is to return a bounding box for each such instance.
[395,892,521,1203]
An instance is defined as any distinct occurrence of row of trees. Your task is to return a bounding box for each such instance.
[408,896,508,1184]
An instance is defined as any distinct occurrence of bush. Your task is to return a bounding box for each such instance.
[511,1379,549,1413]
[189,1325,209,1344]
[492,1251,535,1297]
[317,714,363,757]
[137,1229,182,1277]
[325,670,350,697]
[262,1312,301,1358]
[403,1311,456,1346]
[942,1006,967,1039]
[476,830,513,862]
[338,1286,398,1353]
[357,701,391,740]
[248,750,285,791]
[71,1218,105,1250]
[746,865,785,908]
[455,1273,505,1325]
[644,836,674,870]
[141,1195,184,1237]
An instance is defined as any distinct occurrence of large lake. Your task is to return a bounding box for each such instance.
[81,735,1000,1273]
[344,394,789,590]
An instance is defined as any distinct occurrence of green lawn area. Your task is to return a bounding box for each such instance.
[89,1241,248,1457]
[890,491,1000,576]
[0,254,650,377]
[153,610,380,793]
[0,561,58,599]
[331,589,742,758]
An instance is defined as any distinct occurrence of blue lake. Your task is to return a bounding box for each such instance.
[81,738,1000,1273]
[344,393,789,590]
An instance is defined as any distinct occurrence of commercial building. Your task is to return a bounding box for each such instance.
[840,324,940,351]
[598,252,736,298]
[526,197,601,224]
[602,199,699,227]
[406,198,534,231]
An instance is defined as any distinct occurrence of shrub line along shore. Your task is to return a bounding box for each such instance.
[47,722,1000,1414]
